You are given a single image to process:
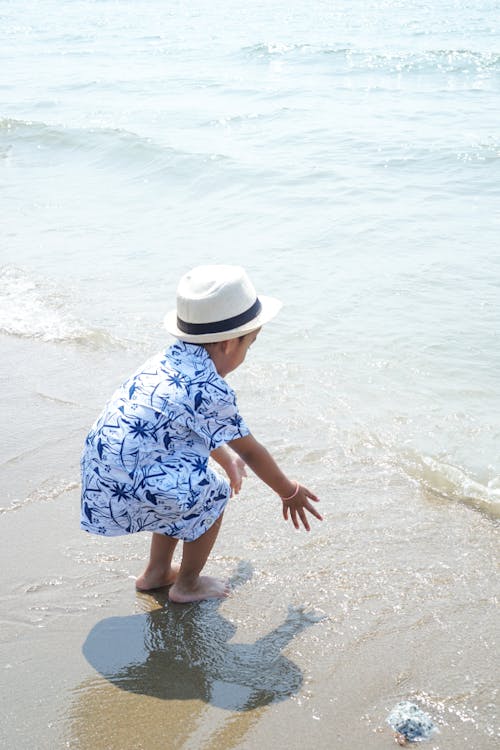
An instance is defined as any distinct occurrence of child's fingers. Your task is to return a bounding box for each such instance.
[287,505,309,531]
[306,503,323,521]
[284,502,322,528]
[303,486,320,502]
[289,507,300,530]
[298,510,310,531]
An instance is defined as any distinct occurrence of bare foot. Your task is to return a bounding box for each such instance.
[135,563,180,591]
[169,575,230,603]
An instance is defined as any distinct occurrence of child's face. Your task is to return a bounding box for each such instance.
[229,329,260,372]
[209,329,260,377]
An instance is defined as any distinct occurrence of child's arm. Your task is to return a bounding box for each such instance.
[228,434,322,531]
[211,445,247,496]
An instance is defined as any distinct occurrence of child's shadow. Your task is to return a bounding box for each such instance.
[82,562,323,712]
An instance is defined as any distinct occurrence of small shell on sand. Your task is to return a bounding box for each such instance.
[386,701,438,743]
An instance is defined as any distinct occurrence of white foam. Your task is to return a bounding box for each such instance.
[401,450,500,518]
[0,265,117,346]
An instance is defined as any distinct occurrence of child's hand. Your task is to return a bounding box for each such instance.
[281,483,322,531]
[226,455,248,497]
[210,445,247,496]
[228,436,322,525]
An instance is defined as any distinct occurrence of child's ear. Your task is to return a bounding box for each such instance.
[221,338,238,354]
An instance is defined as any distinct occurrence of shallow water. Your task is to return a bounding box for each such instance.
[1,1,499,748]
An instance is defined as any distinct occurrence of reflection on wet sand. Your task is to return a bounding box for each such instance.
[71,564,322,749]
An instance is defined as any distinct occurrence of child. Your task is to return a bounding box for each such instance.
[81,265,322,603]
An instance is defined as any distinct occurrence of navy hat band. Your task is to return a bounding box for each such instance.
[177,298,262,335]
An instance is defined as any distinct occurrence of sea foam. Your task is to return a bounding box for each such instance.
[0,265,121,347]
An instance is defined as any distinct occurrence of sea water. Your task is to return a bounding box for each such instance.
[1,1,499,748]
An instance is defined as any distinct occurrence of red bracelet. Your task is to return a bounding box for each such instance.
[281,481,300,501]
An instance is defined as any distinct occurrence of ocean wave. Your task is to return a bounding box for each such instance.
[241,41,347,59]
[0,117,161,160]
[399,451,500,520]
[349,48,500,75]
[0,265,124,348]
[374,138,500,170]
[0,117,229,177]
[240,42,500,75]
[0,117,88,151]
[205,107,291,128]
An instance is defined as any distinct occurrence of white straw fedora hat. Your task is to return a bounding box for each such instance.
[164,265,282,343]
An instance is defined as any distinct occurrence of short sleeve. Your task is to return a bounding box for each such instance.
[195,385,250,450]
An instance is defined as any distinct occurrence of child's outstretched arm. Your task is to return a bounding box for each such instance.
[228,434,322,531]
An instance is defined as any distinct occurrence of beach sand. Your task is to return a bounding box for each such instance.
[1,336,498,750]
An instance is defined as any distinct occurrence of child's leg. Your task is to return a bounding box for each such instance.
[169,514,229,603]
[136,532,180,591]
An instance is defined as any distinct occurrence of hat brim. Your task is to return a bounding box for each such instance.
[164,294,282,343]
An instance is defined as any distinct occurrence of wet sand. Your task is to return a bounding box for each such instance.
[2,483,498,749]
[1,335,498,749]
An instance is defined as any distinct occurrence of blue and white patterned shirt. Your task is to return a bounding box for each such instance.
[80,341,250,541]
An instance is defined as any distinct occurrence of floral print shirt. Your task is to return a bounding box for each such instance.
[80,341,250,541]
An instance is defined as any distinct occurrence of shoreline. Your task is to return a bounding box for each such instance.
[1,460,498,748]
